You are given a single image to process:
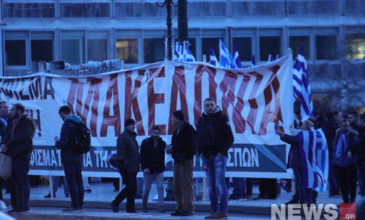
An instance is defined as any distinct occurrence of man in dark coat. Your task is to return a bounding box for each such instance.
[111,118,139,213]
[166,110,196,216]
[55,105,84,211]
[356,114,365,198]
[1,103,35,213]
[140,126,166,212]
[0,101,9,201]
[196,98,234,219]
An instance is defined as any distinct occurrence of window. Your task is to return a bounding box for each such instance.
[290,36,310,59]
[346,34,365,60]
[116,39,138,63]
[316,35,336,60]
[31,40,53,62]
[5,40,26,66]
[61,3,110,18]
[260,36,280,61]
[144,38,164,63]
[4,3,55,18]
[87,39,108,61]
[233,37,252,61]
[202,38,220,62]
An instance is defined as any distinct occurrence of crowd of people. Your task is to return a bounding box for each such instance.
[0,99,365,219]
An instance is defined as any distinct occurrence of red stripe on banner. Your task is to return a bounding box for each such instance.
[246,71,264,135]
[148,67,166,135]
[232,74,250,134]
[125,70,145,135]
[83,78,102,137]
[101,74,121,137]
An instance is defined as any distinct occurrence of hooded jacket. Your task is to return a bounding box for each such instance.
[55,115,83,164]
[196,108,234,156]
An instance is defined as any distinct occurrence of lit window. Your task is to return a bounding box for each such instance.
[346,34,365,60]
[116,39,138,63]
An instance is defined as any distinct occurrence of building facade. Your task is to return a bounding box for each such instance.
[1,0,365,110]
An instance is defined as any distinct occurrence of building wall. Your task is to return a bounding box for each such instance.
[1,0,365,110]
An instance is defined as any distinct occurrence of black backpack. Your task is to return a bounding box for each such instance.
[72,122,91,154]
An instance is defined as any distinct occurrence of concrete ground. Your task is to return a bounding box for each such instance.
[1,180,356,219]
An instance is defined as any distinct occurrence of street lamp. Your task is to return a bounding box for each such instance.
[157,0,176,60]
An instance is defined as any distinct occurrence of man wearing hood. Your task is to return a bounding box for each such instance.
[55,105,84,212]
[196,98,234,219]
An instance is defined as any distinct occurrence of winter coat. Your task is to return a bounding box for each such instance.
[117,129,140,172]
[333,131,358,167]
[279,134,301,169]
[196,109,234,157]
[171,122,196,163]
[55,115,83,164]
[140,136,166,174]
[2,115,35,159]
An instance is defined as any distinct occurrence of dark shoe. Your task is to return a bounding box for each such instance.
[182,211,194,216]
[206,212,228,219]
[228,194,238,200]
[126,210,137,213]
[111,203,118,213]
[8,209,18,213]
[16,208,30,213]
[62,207,80,212]
[44,193,56,198]
[171,211,183,216]
[205,212,217,219]
[65,193,70,197]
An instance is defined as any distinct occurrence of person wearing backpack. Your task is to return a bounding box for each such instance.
[55,105,86,212]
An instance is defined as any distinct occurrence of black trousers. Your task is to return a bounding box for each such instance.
[336,165,357,203]
[64,163,84,208]
[112,171,137,212]
[10,157,30,210]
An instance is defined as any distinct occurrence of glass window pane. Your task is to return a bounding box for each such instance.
[61,3,110,18]
[316,36,336,60]
[4,3,55,18]
[116,39,138,63]
[5,40,26,66]
[260,36,280,61]
[290,36,310,59]
[233,37,252,61]
[144,38,164,63]
[87,39,107,61]
[346,34,365,60]
[31,40,53,62]
[202,38,220,62]
[61,39,82,65]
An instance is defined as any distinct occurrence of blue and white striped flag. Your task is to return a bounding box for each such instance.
[233,48,242,68]
[293,48,314,121]
[182,41,196,62]
[209,48,219,67]
[219,39,235,69]
[297,128,329,192]
[173,41,183,61]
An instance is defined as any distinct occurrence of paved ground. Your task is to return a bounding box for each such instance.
[1,180,359,219]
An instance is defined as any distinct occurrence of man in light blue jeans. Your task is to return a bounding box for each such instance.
[196,98,234,219]
[140,126,166,212]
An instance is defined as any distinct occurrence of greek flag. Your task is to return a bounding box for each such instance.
[173,41,183,61]
[219,39,235,69]
[298,128,329,192]
[209,48,219,67]
[182,41,196,62]
[233,48,242,68]
[293,48,314,121]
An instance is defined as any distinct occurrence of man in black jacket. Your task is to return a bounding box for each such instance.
[55,105,84,212]
[140,126,166,212]
[111,118,139,213]
[1,103,35,213]
[196,98,234,219]
[166,110,196,216]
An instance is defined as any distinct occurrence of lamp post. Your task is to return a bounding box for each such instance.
[157,0,175,60]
